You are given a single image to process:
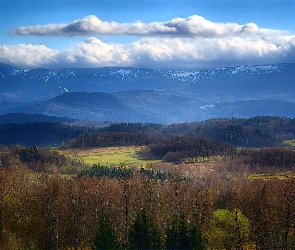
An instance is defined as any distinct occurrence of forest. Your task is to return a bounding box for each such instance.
[0,116,295,249]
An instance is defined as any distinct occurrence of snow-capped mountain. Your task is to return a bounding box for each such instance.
[1,63,295,123]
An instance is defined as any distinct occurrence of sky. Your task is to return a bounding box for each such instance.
[1,0,295,70]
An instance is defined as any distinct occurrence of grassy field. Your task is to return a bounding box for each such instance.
[284,140,295,147]
[248,171,295,180]
[60,146,160,167]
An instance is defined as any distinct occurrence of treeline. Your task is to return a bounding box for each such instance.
[0,113,77,125]
[98,122,161,133]
[0,122,99,146]
[144,136,235,163]
[79,163,134,179]
[0,166,295,249]
[238,147,295,173]
[161,116,295,147]
[69,132,150,148]
[1,116,295,147]
[80,163,170,181]
[69,116,295,149]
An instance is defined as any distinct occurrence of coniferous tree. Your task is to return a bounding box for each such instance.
[93,215,117,250]
[128,208,161,250]
[166,213,204,250]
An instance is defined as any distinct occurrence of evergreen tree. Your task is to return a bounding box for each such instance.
[128,209,161,249]
[93,215,117,250]
[166,214,204,250]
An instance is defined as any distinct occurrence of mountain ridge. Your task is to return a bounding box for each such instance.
[1,62,295,123]
[1,62,293,101]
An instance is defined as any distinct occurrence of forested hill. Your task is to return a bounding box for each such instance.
[0,122,100,147]
[0,113,77,124]
[69,116,294,148]
[0,116,294,147]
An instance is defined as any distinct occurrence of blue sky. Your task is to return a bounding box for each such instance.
[1,0,295,70]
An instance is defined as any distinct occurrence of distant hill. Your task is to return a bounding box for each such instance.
[0,113,77,124]
[7,92,159,122]
[5,91,295,123]
[1,63,295,123]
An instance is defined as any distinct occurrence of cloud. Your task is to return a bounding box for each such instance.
[10,14,289,39]
[1,35,295,70]
[0,44,58,67]
[4,14,295,70]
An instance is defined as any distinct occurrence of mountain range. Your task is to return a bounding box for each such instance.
[1,62,295,123]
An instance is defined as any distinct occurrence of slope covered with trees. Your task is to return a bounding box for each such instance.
[69,116,295,149]
[0,113,294,249]
[0,161,294,249]
[1,116,295,148]
[0,122,99,146]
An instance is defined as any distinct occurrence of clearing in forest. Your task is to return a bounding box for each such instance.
[60,146,159,167]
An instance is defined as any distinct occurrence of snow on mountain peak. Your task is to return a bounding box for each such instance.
[230,64,280,75]
[117,69,131,75]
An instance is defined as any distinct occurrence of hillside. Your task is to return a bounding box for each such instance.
[1,116,294,148]
[0,113,77,124]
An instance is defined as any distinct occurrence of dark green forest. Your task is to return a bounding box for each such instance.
[1,115,294,148]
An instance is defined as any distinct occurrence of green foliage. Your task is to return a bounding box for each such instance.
[208,209,251,250]
[139,167,168,182]
[79,163,169,181]
[79,163,134,179]
[93,215,117,250]
[128,209,162,250]
[72,146,157,166]
[166,214,204,250]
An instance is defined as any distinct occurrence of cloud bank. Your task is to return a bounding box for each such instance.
[3,15,295,70]
[10,15,289,38]
[1,36,295,70]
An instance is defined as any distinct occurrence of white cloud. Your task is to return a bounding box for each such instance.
[1,35,295,70]
[0,44,58,67]
[3,14,295,69]
[10,14,289,39]
[57,37,132,66]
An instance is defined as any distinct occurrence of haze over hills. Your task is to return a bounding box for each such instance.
[1,62,295,123]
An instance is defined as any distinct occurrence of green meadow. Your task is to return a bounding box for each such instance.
[248,171,295,180]
[284,139,295,147]
[61,146,159,167]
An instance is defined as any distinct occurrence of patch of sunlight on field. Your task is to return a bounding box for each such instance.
[248,171,295,180]
[60,146,160,167]
[284,140,295,147]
